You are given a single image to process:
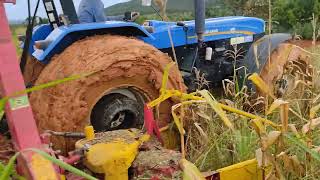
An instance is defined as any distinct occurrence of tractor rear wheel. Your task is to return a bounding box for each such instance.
[242,35,312,99]
[29,35,185,153]
[259,43,312,98]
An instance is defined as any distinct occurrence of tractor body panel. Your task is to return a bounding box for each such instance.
[31,16,265,64]
[142,16,264,49]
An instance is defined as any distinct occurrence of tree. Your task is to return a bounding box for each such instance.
[244,0,269,19]
[216,0,268,18]
[24,16,49,26]
[273,0,320,38]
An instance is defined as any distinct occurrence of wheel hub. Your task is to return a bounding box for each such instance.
[90,91,144,132]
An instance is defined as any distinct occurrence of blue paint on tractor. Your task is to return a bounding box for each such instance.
[32,21,153,63]
[31,16,265,63]
[30,24,53,53]
[142,17,264,48]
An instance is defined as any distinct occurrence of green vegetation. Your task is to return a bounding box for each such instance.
[106,0,320,39]
[10,25,26,56]
[273,0,320,39]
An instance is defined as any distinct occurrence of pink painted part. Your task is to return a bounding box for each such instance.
[0,2,59,179]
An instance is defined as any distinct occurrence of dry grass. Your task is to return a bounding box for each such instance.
[184,104,258,171]
[180,43,320,179]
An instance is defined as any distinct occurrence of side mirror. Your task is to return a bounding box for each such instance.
[142,0,152,6]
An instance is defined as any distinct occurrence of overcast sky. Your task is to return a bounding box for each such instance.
[5,0,130,20]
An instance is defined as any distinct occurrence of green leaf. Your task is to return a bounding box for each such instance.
[0,152,19,180]
[285,134,320,162]
[0,98,8,120]
[180,159,205,180]
[0,161,5,172]
[0,110,4,122]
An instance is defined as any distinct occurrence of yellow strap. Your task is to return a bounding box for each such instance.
[160,62,176,93]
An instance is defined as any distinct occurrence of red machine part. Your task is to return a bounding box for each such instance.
[144,104,163,144]
[0,1,59,179]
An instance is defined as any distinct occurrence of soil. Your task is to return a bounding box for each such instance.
[23,56,45,86]
[289,40,320,48]
[132,148,182,179]
[77,129,143,146]
[29,35,186,153]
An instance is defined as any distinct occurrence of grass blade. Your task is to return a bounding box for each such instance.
[0,152,19,180]
[284,134,320,162]
[0,161,5,172]
[0,98,8,120]
[180,159,206,180]
[0,110,4,121]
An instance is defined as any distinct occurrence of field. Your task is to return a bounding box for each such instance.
[10,25,26,56]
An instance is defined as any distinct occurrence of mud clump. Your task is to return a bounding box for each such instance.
[23,56,45,86]
[29,35,185,153]
[132,148,182,179]
[77,129,143,146]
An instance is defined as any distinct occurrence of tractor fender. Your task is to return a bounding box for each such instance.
[244,33,292,74]
[240,33,292,90]
[32,22,155,64]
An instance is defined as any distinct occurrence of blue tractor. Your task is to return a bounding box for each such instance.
[21,0,308,152]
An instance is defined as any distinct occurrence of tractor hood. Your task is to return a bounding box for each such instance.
[141,16,265,49]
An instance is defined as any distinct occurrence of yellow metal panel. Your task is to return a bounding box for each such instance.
[85,134,150,180]
[84,126,95,140]
[31,153,59,180]
[217,159,263,180]
[85,141,140,180]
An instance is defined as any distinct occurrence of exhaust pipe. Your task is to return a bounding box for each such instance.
[194,0,205,47]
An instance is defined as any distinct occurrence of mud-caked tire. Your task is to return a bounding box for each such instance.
[29,35,186,153]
